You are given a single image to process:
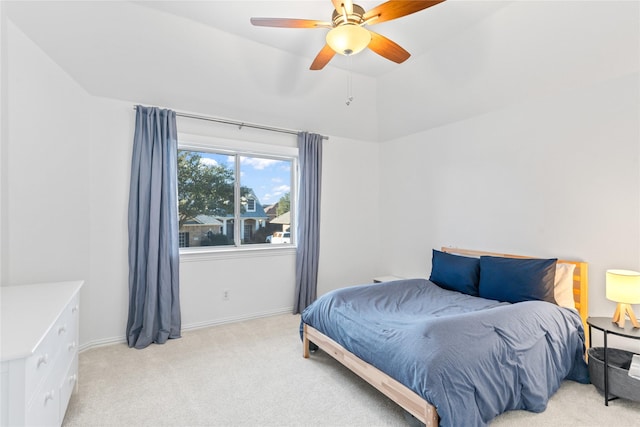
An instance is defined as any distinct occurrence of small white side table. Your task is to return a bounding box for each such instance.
[373,275,404,283]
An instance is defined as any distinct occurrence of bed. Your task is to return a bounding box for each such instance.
[301,247,590,427]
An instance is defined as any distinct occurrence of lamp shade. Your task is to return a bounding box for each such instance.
[326,24,371,56]
[606,269,640,304]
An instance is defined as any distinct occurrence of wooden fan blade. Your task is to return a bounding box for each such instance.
[331,0,353,15]
[310,44,336,70]
[250,17,331,29]
[368,31,410,64]
[363,0,446,25]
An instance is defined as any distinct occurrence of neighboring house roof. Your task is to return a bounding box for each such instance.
[185,190,270,223]
[184,215,223,225]
[239,204,269,219]
[263,203,278,219]
[270,211,290,225]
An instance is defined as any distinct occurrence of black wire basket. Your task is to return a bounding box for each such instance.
[588,347,640,402]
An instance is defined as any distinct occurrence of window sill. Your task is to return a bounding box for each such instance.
[179,245,296,262]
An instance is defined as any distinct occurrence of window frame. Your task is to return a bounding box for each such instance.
[177,134,298,256]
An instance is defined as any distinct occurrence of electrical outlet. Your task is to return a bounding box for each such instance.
[223,290,230,301]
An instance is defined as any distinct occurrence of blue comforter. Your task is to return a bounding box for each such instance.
[301,279,589,427]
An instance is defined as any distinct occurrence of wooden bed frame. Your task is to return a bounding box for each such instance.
[302,247,589,427]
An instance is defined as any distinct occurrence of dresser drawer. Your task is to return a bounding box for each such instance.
[25,365,61,427]
[24,326,61,404]
[56,294,80,381]
[24,293,80,406]
[59,353,79,422]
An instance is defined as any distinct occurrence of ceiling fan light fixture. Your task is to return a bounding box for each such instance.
[326,24,371,56]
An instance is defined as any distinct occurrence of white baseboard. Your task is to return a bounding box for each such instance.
[78,306,294,353]
[79,336,126,352]
[182,306,293,332]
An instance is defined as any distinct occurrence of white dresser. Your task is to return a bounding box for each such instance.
[1,281,83,427]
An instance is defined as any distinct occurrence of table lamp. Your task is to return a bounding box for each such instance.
[606,269,640,328]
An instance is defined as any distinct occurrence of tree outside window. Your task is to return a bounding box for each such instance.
[177,148,294,248]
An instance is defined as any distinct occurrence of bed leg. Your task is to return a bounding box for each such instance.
[303,324,310,358]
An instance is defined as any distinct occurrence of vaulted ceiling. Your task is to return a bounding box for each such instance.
[135,1,509,77]
[4,1,638,141]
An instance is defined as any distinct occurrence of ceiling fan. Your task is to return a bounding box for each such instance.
[250,0,446,70]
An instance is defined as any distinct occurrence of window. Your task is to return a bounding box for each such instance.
[178,232,189,248]
[177,145,295,249]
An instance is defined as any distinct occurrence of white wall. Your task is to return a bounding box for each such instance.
[85,98,132,346]
[4,0,639,350]
[377,1,639,141]
[4,19,93,348]
[0,1,7,285]
[4,1,380,142]
[174,125,383,323]
[378,1,640,320]
[3,18,382,348]
[317,136,382,295]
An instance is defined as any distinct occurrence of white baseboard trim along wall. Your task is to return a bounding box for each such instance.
[78,307,294,353]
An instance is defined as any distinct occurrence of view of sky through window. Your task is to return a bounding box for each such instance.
[199,152,291,205]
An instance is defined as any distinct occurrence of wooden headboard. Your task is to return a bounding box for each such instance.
[441,247,589,335]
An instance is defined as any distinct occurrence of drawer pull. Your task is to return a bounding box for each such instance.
[58,325,67,335]
[44,390,55,404]
[37,354,49,368]
[72,305,79,314]
[68,374,77,385]
[68,341,77,351]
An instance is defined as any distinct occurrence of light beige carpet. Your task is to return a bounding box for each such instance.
[63,314,640,426]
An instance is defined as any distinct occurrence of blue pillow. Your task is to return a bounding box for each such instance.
[429,249,480,296]
[478,256,557,304]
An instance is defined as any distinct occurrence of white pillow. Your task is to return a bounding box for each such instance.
[554,263,576,309]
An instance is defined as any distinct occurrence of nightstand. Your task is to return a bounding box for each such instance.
[373,275,404,283]
[587,316,640,405]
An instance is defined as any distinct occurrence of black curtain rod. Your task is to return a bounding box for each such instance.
[133,106,328,140]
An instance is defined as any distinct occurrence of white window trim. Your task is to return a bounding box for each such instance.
[177,133,298,258]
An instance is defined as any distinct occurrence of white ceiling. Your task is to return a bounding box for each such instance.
[6,0,512,80]
[7,1,635,141]
[2,0,514,140]
[134,0,510,77]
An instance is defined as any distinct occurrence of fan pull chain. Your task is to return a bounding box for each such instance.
[346,56,354,106]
